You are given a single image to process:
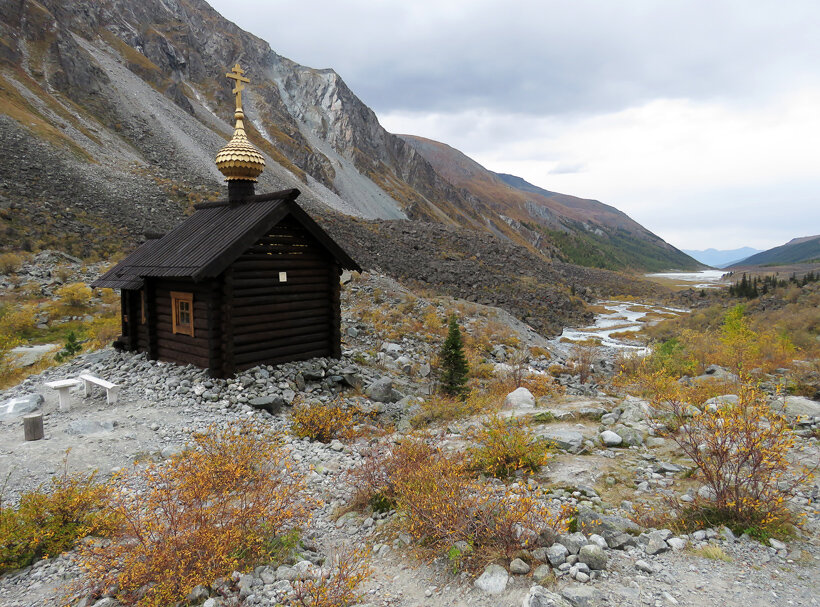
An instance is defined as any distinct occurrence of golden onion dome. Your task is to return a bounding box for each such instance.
[215,109,266,181]
[216,64,265,181]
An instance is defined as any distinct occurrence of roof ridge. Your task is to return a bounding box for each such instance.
[194,187,301,210]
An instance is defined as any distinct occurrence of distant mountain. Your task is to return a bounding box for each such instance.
[400,136,701,272]
[682,247,762,268]
[730,235,820,267]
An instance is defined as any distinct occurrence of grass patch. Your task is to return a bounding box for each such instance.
[690,545,732,562]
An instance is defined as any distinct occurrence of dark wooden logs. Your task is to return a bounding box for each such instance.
[330,264,341,359]
[23,413,44,441]
[221,268,235,377]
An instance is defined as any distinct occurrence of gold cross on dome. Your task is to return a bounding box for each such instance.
[226,63,250,110]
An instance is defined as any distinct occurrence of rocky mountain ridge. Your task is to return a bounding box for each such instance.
[1,0,698,276]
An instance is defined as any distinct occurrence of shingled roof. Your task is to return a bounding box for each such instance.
[92,188,360,290]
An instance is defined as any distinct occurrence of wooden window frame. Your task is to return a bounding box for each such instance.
[171,291,194,337]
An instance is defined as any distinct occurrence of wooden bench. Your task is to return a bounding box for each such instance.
[79,374,120,405]
[44,379,81,412]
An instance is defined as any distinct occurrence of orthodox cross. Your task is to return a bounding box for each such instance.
[226,63,250,110]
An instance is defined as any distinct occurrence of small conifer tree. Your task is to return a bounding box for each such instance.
[55,331,82,362]
[439,315,469,397]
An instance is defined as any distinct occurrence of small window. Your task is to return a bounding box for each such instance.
[171,291,194,337]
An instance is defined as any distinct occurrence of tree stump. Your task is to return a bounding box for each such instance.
[23,412,44,441]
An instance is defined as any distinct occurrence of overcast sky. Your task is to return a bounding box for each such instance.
[208,0,820,251]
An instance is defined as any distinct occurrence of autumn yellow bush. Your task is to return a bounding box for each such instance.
[0,252,23,274]
[1,464,115,573]
[292,547,371,607]
[349,439,568,567]
[649,380,814,538]
[55,282,93,308]
[80,422,310,607]
[467,416,552,479]
[291,400,359,443]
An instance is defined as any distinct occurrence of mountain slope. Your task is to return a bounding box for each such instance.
[400,136,701,272]
[682,247,762,268]
[731,235,820,267]
[0,0,694,275]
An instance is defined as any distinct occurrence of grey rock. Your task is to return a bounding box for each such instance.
[161,444,184,459]
[635,559,656,574]
[532,547,549,562]
[505,387,535,408]
[538,429,584,453]
[588,534,608,549]
[560,585,600,607]
[249,395,283,414]
[510,557,530,574]
[282,389,296,405]
[697,485,717,501]
[667,537,687,551]
[576,508,641,540]
[599,430,622,447]
[614,424,644,446]
[558,532,587,555]
[474,563,508,594]
[777,396,820,419]
[645,535,669,555]
[769,538,786,550]
[577,544,607,570]
[578,407,607,420]
[547,544,569,567]
[574,571,590,583]
[532,564,553,584]
[365,377,399,403]
[606,533,637,550]
[238,573,254,598]
[0,393,44,420]
[67,420,115,435]
[523,586,572,607]
[186,585,209,603]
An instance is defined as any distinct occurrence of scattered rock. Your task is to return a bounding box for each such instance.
[577,544,607,570]
[523,585,572,607]
[510,557,530,574]
[599,429,622,447]
[474,563,508,594]
[505,386,535,408]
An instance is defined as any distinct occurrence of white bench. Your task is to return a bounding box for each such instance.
[44,379,81,412]
[79,374,120,405]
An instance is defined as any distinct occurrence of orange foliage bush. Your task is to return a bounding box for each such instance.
[291,400,359,443]
[350,439,567,564]
[292,547,371,607]
[80,422,310,607]
[650,380,815,534]
[467,416,551,479]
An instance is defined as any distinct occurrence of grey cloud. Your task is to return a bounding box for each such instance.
[211,0,820,116]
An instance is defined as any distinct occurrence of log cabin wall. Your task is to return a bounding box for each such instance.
[228,216,337,371]
[151,279,214,368]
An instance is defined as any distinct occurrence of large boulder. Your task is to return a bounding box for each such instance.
[0,394,43,420]
[365,378,400,403]
[523,586,572,607]
[577,544,607,570]
[537,429,584,453]
[599,430,622,447]
[474,563,508,594]
[613,424,644,446]
[249,395,283,414]
[505,387,536,408]
[575,508,641,543]
[776,396,820,420]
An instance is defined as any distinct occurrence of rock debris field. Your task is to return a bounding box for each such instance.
[0,275,818,607]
